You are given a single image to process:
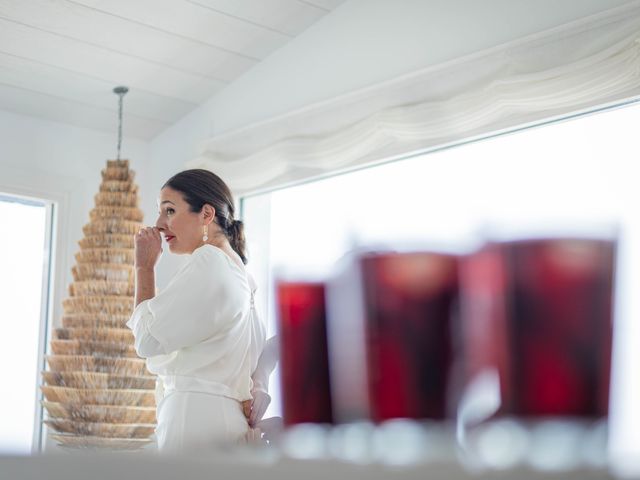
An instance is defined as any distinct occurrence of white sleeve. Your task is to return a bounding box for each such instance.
[126,248,248,357]
[127,301,164,357]
[252,336,279,393]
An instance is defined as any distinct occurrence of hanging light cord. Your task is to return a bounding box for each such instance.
[113,86,129,160]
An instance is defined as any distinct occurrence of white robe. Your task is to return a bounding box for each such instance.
[127,244,266,451]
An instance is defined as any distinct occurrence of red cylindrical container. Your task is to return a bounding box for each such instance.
[276,281,333,426]
[359,252,459,422]
[460,238,616,418]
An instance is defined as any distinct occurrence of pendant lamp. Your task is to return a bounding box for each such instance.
[41,87,156,450]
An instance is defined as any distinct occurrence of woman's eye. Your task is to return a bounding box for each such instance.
[166,208,175,215]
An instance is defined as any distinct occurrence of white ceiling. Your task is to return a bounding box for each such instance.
[0,0,345,140]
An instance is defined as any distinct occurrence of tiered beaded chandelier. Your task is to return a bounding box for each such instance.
[40,87,156,450]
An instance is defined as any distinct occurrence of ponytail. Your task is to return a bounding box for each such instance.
[226,219,247,265]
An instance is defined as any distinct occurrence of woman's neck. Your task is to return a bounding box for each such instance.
[205,230,229,251]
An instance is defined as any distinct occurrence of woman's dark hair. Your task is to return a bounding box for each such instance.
[163,169,247,264]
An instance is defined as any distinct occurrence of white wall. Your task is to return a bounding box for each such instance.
[148,0,634,286]
[0,109,150,330]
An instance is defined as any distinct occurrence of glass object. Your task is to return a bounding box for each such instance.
[360,252,459,422]
[325,250,460,463]
[458,237,616,470]
[275,281,333,426]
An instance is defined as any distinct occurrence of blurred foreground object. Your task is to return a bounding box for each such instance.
[326,251,459,423]
[458,237,616,470]
[276,281,333,426]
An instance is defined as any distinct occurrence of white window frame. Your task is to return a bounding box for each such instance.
[0,167,76,453]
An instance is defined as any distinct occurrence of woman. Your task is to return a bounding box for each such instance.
[127,169,266,452]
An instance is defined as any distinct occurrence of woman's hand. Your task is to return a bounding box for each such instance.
[241,418,283,445]
[249,389,271,426]
[242,389,272,427]
[243,427,264,445]
[134,227,162,271]
[254,417,283,444]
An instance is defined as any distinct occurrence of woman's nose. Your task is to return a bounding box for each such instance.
[155,216,165,230]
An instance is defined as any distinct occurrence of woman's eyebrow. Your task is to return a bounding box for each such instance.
[160,200,176,206]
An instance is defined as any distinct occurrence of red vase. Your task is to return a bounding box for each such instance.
[326,251,459,423]
[460,238,616,418]
[276,281,333,426]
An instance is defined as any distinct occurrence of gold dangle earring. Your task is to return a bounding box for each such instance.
[202,225,208,242]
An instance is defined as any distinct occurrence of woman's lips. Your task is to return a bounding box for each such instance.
[165,235,175,243]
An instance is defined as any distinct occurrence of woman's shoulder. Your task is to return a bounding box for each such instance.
[193,246,253,309]
[193,243,225,260]
[192,245,248,282]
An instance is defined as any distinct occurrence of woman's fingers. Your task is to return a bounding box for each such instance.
[249,391,271,425]
[135,227,162,247]
[135,227,150,241]
[134,227,162,269]
[144,226,161,242]
[254,417,283,443]
[137,226,158,239]
[243,427,264,444]
[242,399,252,419]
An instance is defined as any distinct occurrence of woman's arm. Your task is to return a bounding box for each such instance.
[134,227,162,306]
[246,336,280,425]
[135,267,155,307]
[128,227,163,357]
[128,245,245,357]
[252,336,279,393]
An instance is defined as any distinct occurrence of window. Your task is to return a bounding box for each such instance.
[243,101,640,464]
[0,194,53,454]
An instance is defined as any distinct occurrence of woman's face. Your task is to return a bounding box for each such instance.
[155,187,205,254]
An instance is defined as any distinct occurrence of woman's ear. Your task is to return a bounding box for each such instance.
[202,204,216,225]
